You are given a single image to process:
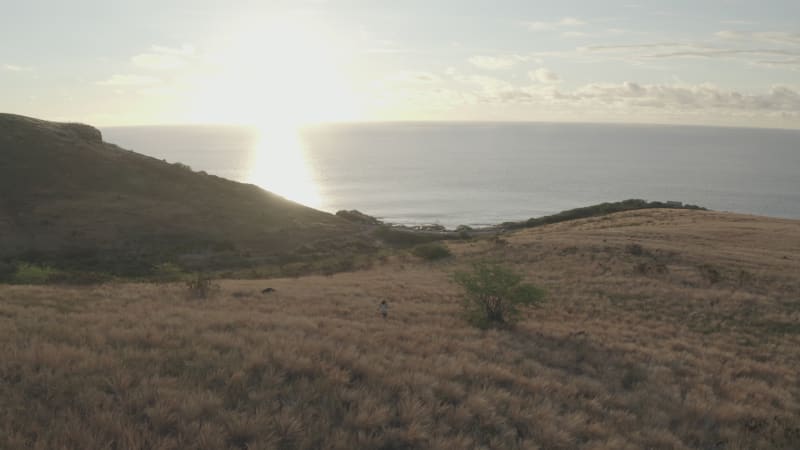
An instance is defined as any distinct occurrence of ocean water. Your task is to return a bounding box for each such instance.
[103,122,800,228]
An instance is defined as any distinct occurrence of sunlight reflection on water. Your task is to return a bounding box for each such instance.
[248,126,322,209]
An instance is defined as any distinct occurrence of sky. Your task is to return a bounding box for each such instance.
[1,0,799,128]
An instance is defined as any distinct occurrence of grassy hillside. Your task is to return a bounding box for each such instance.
[1,209,798,449]
[0,113,370,276]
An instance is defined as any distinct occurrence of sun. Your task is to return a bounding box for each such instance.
[248,126,322,209]
[189,16,359,207]
[194,17,360,126]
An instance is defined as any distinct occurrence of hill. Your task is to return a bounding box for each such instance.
[1,208,798,449]
[0,113,370,276]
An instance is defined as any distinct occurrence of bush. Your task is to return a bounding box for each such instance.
[152,262,185,282]
[373,226,447,248]
[698,264,722,285]
[335,209,383,225]
[47,271,112,285]
[11,263,56,285]
[186,273,219,299]
[453,262,545,328]
[411,242,452,261]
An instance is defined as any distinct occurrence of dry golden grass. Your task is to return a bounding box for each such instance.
[1,209,799,449]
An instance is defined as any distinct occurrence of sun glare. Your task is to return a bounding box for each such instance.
[195,17,359,126]
[190,16,357,209]
[249,126,322,209]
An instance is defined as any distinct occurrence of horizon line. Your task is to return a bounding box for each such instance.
[98,119,800,133]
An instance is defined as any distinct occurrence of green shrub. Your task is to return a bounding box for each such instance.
[186,273,219,299]
[335,209,383,225]
[11,263,56,285]
[373,226,447,248]
[453,262,545,328]
[152,262,185,282]
[411,242,452,261]
[318,256,358,276]
[47,271,112,285]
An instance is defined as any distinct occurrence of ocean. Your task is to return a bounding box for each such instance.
[102,122,800,228]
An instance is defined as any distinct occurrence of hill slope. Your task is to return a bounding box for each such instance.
[1,209,798,449]
[0,113,367,275]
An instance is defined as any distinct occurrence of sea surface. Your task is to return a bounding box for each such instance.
[103,122,800,228]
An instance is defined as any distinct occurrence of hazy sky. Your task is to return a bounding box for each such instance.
[2,0,799,128]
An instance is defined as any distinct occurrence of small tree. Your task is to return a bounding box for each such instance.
[453,261,545,328]
[186,272,219,299]
[412,242,452,261]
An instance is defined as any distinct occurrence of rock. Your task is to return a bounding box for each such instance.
[64,123,102,143]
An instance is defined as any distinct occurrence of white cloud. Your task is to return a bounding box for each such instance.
[132,54,185,70]
[716,30,800,46]
[2,64,32,72]
[137,85,177,96]
[565,82,800,113]
[527,17,585,31]
[468,54,527,70]
[534,82,800,114]
[529,68,561,83]
[579,40,800,69]
[131,44,195,70]
[756,57,800,69]
[150,44,195,56]
[96,74,163,86]
[445,72,800,119]
[387,71,442,83]
[458,74,514,93]
[720,19,757,26]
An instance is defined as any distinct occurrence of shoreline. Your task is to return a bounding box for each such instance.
[337,199,710,236]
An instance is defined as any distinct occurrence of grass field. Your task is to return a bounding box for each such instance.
[1,209,799,449]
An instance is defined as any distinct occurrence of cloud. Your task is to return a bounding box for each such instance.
[447,71,800,118]
[457,74,514,93]
[132,44,195,70]
[756,57,800,69]
[550,82,800,113]
[579,40,800,69]
[527,17,585,31]
[96,74,162,86]
[720,19,757,25]
[2,64,32,72]
[468,55,527,70]
[388,71,442,83]
[529,68,561,83]
[150,44,195,56]
[581,42,690,53]
[372,67,800,124]
[716,30,800,46]
[137,85,177,96]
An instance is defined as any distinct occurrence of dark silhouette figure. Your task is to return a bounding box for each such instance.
[379,300,388,319]
[262,287,276,294]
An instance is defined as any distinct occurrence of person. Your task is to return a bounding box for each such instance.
[379,300,388,319]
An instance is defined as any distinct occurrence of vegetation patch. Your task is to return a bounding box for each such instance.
[500,199,705,230]
[411,242,452,261]
[1,207,799,449]
[9,263,56,285]
[453,261,545,328]
[186,273,220,299]
[373,225,450,248]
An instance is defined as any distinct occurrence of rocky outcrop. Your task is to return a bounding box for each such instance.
[64,123,102,143]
